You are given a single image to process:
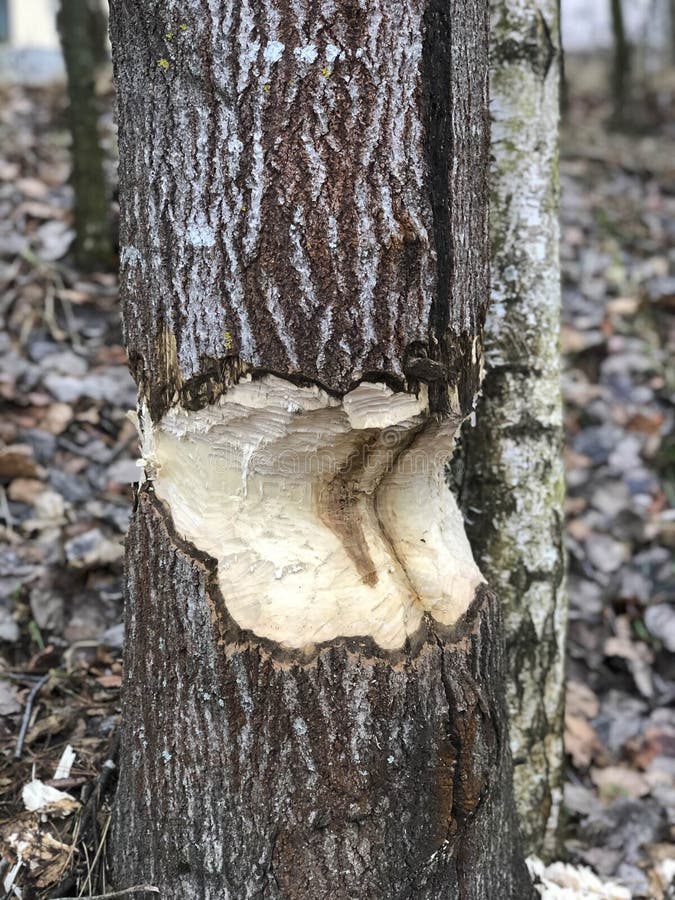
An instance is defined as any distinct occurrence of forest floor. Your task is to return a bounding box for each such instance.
[0,68,673,898]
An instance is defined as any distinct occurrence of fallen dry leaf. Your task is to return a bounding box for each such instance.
[626,728,675,770]
[5,826,72,888]
[590,765,651,801]
[40,401,74,435]
[0,444,41,480]
[22,780,80,817]
[565,713,605,769]
[96,673,122,689]
[567,680,600,719]
[7,477,46,505]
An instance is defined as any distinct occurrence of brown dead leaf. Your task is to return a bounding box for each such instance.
[0,160,20,180]
[626,410,666,435]
[26,645,60,672]
[93,344,128,365]
[5,826,72,888]
[38,159,70,187]
[7,478,46,505]
[625,728,675,770]
[41,402,73,435]
[605,616,654,665]
[591,765,651,801]
[564,496,588,515]
[564,447,594,470]
[567,518,593,542]
[25,712,73,745]
[55,287,95,305]
[0,444,41,480]
[566,680,600,719]
[565,713,605,769]
[562,324,593,354]
[604,635,642,661]
[646,845,675,900]
[604,628,655,697]
[96,673,122,689]
[606,296,640,316]
[16,200,67,221]
[15,176,49,199]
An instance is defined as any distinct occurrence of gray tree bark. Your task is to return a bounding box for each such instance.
[109,1,533,896]
[455,0,566,859]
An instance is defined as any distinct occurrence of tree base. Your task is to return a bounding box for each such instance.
[111,490,533,899]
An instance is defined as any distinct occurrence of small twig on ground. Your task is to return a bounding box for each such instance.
[82,811,112,896]
[82,839,93,898]
[0,672,43,683]
[78,733,120,837]
[0,485,15,531]
[13,672,50,759]
[58,290,84,350]
[45,776,90,790]
[43,285,68,344]
[51,886,159,899]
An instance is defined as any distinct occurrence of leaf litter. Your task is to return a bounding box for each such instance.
[0,80,128,898]
[0,54,673,900]
[559,60,675,898]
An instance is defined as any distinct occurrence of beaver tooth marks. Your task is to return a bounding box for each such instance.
[141,376,484,650]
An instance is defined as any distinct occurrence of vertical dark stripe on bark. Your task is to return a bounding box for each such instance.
[422,0,452,416]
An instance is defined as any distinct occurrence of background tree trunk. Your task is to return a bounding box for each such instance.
[57,0,113,270]
[455,0,567,859]
[609,0,631,127]
[109,1,532,896]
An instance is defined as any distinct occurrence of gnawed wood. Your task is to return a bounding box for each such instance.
[138,376,483,650]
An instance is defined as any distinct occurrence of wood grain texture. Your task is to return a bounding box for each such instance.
[112,491,533,899]
[110,0,489,421]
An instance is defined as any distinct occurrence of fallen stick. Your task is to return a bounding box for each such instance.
[13,672,50,759]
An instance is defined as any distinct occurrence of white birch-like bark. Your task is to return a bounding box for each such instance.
[458,0,567,858]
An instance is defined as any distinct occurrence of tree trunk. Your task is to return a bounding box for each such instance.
[109,1,532,896]
[455,0,566,859]
[610,0,631,127]
[57,0,114,270]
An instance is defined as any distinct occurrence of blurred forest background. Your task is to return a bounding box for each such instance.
[0,1,673,897]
